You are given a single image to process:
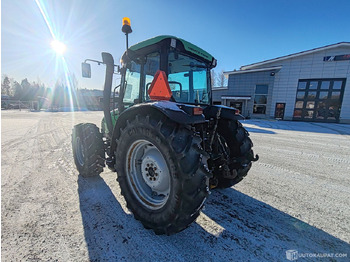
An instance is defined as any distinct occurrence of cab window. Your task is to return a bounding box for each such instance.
[123,61,141,104]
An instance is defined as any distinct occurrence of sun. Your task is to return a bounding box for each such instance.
[51,40,66,55]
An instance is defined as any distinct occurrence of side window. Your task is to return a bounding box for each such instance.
[123,61,141,104]
[144,52,160,100]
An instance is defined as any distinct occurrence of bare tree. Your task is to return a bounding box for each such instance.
[210,70,216,87]
[217,69,227,88]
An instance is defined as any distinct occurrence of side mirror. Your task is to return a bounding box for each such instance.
[82,62,91,78]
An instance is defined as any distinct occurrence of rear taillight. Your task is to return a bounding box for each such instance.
[193,107,203,115]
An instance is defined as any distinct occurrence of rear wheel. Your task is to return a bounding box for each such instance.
[126,139,171,210]
[115,114,209,235]
[215,119,257,188]
[72,123,105,177]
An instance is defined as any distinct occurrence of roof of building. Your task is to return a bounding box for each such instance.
[224,66,282,76]
[240,42,350,70]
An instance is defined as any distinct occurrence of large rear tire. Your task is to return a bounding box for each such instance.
[72,123,105,177]
[215,119,257,188]
[115,114,209,235]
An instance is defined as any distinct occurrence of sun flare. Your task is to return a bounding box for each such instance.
[51,40,66,55]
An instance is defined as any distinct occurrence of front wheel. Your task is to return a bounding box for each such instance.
[115,114,209,235]
[72,123,105,177]
[215,119,258,188]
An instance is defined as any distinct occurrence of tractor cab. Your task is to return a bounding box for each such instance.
[118,36,217,112]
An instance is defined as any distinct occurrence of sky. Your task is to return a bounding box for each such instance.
[1,0,350,90]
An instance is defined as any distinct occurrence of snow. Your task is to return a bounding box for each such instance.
[1,111,350,261]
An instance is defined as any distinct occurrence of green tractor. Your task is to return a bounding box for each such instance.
[72,18,258,235]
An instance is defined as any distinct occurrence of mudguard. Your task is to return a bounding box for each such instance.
[109,101,206,156]
[203,105,245,121]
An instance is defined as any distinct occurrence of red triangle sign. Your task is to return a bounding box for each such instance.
[148,70,172,101]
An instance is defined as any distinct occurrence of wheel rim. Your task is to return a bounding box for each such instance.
[76,137,85,166]
[126,139,171,210]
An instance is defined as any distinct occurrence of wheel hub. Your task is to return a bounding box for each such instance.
[126,139,171,210]
[141,153,168,194]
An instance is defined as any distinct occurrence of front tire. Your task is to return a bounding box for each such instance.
[215,119,257,188]
[72,123,105,177]
[115,114,209,235]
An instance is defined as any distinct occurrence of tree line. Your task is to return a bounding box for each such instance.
[2,70,226,107]
[1,75,79,109]
[1,75,48,101]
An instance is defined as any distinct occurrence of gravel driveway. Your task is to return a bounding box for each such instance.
[2,111,350,261]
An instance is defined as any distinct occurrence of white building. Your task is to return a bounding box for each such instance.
[213,42,350,123]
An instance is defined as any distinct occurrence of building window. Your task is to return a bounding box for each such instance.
[293,78,345,122]
[253,84,268,114]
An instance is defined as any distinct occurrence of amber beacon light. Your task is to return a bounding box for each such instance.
[122,17,132,34]
[122,17,132,49]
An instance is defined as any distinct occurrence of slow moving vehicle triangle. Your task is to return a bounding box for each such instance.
[148,70,172,101]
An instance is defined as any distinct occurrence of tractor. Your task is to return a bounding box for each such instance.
[72,18,258,235]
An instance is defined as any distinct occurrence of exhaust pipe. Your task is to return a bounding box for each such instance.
[101,52,114,136]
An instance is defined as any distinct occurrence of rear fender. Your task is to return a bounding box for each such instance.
[203,105,244,121]
[109,101,206,155]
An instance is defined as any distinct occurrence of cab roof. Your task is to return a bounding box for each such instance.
[127,35,214,63]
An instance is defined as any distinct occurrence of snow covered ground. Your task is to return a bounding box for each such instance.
[1,111,350,261]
